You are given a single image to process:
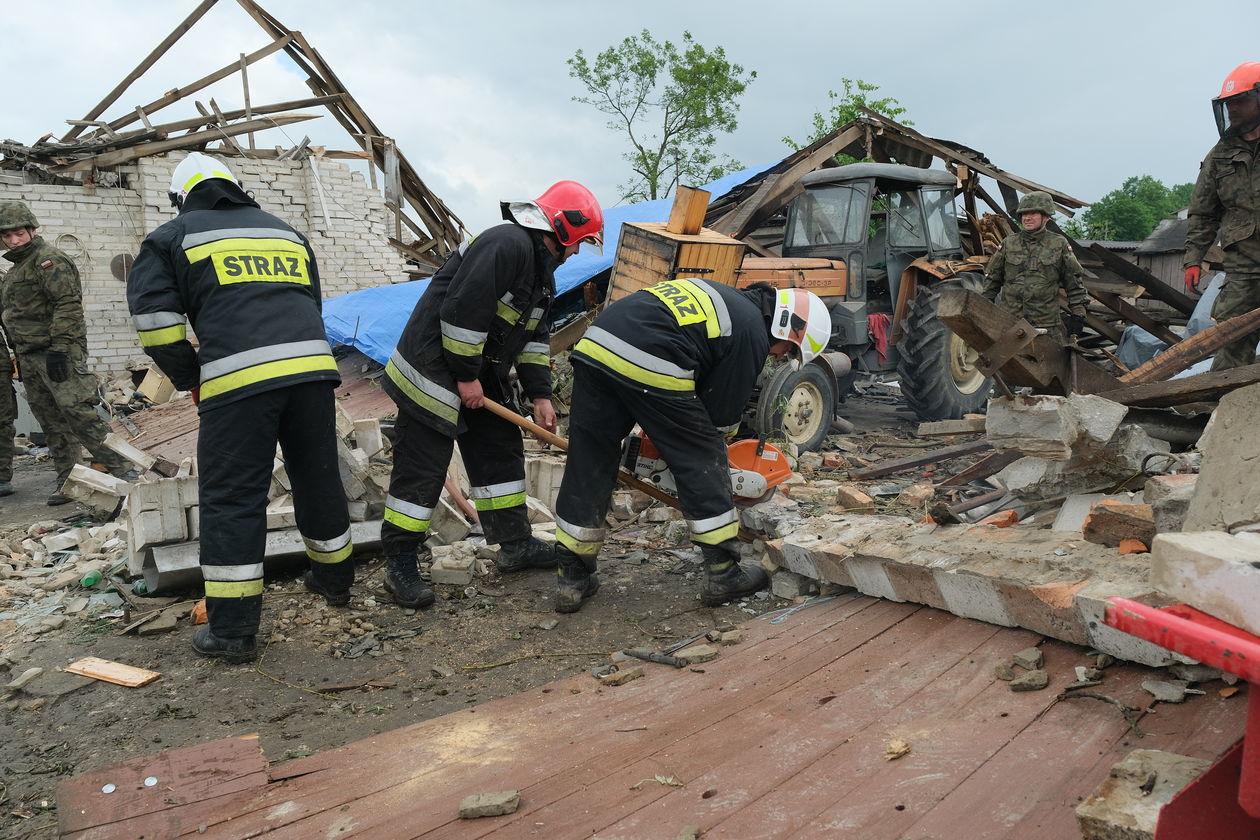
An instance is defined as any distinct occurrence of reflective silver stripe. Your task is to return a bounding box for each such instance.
[132,311,186,331]
[303,528,351,553]
[181,227,303,249]
[386,351,460,411]
[520,341,548,357]
[716,422,740,436]
[707,285,733,337]
[688,509,739,534]
[385,494,434,521]
[524,306,545,330]
[470,480,526,500]
[440,321,488,345]
[202,563,265,581]
[555,516,605,543]
[200,339,332,382]
[583,326,694,381]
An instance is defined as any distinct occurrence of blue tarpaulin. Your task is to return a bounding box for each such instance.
[322,164,775,364]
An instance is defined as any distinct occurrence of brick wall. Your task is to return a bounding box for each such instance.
[0,153,411,376]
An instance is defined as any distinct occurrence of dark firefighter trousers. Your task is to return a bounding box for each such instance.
[199,381,353,638]
[554,363,738,568]
[381,405,531,556]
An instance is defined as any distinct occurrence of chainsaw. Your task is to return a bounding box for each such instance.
[621,432,792,506]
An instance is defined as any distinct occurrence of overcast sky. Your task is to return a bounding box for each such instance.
[5,1,1255,234]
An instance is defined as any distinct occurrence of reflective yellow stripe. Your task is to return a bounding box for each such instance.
[644,278,721,337]
[472,492,526,512]
[556,529,602,557]
[184,236,308,263]
[516,352,549,366]
[496,301,521,324]
[384,507,430,533]
[200,355,337,400]
[138,324,187,347]
[204,579,265,598]
[307,542,353,564]
[574,338,694,392]
[442,335,484,356]
[691,521,740,545]
[385,360,460,425]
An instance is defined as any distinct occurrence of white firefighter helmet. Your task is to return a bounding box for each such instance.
[168,152,239,208]
[771,287,831,364]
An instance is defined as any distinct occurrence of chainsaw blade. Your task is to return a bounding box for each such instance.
[733,488,778,507]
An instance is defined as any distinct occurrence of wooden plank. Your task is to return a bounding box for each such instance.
[1091,288,1181,347]
[1097,362,1260,408]
[665,185,710,235]
[1088,243,1196,316]
[917,417,986,437]
[937,449,1021,487]
[1119,306,1260,384]
[57,734,267,837]
[849,440,992,480]
[102,34,295,134]
[55,114,319,172]
[62,656,161,687]
[61,0,220,141]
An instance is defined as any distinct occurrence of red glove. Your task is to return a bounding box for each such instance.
[190,386,200,406]
[1184,265,1202,294]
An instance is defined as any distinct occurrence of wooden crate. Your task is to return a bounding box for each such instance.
[736,257,849,298]
[606,222,747,304]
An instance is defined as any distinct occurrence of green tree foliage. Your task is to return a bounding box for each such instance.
[568,30,755,203]
[1063,176,1195,241]
[783,78,912,157]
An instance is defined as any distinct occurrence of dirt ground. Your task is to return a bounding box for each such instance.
[0,395,941,840]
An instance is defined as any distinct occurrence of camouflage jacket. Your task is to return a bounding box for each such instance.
[981,228,1087,327]
[1185,135,1260,274]
[0,236,88,355]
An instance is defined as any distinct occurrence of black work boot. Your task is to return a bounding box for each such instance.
[304,571,351,607]
[496,536,557,573]
[699,540,768,607]
[191,625,257,664]
[555,545,599,614]
[383,549,435,609]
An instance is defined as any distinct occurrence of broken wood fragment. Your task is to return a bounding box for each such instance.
[849,440,991,481]
[63,657,161,687]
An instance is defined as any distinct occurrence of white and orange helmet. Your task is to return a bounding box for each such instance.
[771,288,831,364]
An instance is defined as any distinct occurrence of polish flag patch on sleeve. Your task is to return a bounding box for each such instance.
[39,259,55,269]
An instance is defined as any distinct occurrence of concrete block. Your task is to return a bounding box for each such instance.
[430,554,475,585]
[347,500,368,522]
[186,505,199,540]
[61,464,127,517]
[1151,531,1260,636]
[335,438,368,500]
[935,569,1015,628]
[770,570,819,600]
[834,484,875,512]
[352,418,384,457]
[334,401,355,440]
[429,497,472,545]
[1077,750,1211,840]
[458,790,520,819]
[524,454,565,513]
[895,482,934,509]
[1185,383,1260,533]
[1076,581,1191,667]
[526,496,554,525]
[986,394,1079,459]
[1145,474,1197,534]
[41,531,80,552]
[126,479,188,549]
[1050,493,1137,533]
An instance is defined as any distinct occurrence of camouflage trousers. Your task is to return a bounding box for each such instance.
[0,353,14,482]
[1211,276,1260,372]
[19,346,127,483]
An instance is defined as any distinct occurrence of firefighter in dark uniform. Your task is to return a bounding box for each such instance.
[127,152,353,664]
[553,279,832,613]
[381,181,603,609]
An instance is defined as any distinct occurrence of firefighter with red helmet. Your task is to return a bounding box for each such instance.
[380,181,603,608]
[1185,62,1260,370]
[551,279,831,613]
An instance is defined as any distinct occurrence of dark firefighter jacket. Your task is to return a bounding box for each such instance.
[383,222,558,436]
[572,278,773,429]
[126,180,338,410]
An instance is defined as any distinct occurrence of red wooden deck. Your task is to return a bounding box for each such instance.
[58,594,1245,839]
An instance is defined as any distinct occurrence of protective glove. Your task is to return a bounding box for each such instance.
[46,350,69,383]
[1184,265,1202,294]
[1067,314,1086,337]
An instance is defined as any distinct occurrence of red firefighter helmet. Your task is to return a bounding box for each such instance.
[502,181,603,247]
[1213,62,1260,137]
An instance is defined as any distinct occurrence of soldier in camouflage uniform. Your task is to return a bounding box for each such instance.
[0,334,15,496]
[982,191,1088,345]
[1184,62,1260,371]
[0,201,134,504]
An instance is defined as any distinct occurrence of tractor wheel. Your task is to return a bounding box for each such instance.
[753,361,835,453]
[897,272,992,421]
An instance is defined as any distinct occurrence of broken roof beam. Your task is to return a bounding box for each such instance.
[1099,363,1260,408]
[1086,243,1196,317]
[52,113,319,173]
[61,0,221,142]
[858,109,1088,214]
[100,34,295,137]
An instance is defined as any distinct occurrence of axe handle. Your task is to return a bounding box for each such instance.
[481,397,681,510]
